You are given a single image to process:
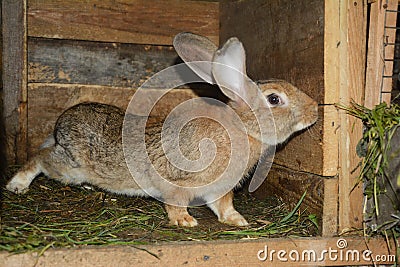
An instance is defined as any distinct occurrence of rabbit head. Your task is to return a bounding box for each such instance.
[257,80,318,144]
[173,32,318,145]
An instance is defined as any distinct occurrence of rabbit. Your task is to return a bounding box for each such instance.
[6,32,318,227]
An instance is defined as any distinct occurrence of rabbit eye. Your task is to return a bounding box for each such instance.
[267,94,281,106]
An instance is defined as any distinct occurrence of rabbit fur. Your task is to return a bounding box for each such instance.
[6,33,318,227]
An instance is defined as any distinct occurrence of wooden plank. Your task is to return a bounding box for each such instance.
[220,0,324,102]
[365,0,398,108]
[253,164,324,220]
[337,0,367,232]
[220,0,324,176]
[1,237,398,266]
[2,0,28,164]
[321,107,339,235]
[322,178,338,237]
[27,0,219,46]
[322,106,339,177]
[0,8,6,181]
[271,108,323,176]
[323,0,340,174]
[28,38,179,87]
[324,0,340,105]
[321,0,341,237]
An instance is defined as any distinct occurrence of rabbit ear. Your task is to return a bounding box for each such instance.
[173,32,218,84]
[212,37,248,103]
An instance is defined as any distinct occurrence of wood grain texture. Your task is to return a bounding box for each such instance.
[2,0,28,164]
[323,0,341,176]
[220,0,324,102]
[365,0,398,108]
[320,107,339,236]
[322,178,338,237]
[337,0,366,232]
[253,164,325,222]
[272,108,323,174]
[220,0,324,176]
[321,0,341,237]
[27,0,219,45]
[1,237,398,266]
[28,38,180,87]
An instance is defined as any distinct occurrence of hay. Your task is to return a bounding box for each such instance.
[337,101,400,236]
[0,169,317,254]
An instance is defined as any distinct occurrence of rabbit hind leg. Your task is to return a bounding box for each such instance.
[206,191,248,226]
[163,189,198,227]
[6,148,52,194]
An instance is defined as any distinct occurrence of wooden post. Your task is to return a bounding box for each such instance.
[365,0,398,108]
[2,0,28,164]
[337,0,367,232]
[322,0,341,237]
[323,0,368,235]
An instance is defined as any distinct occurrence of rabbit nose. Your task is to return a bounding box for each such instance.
[311,100,318,112]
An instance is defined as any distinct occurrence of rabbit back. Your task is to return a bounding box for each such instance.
[43,102,260,197]
[41,103,148,196]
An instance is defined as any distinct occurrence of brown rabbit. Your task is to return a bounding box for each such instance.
[6,33,318,227]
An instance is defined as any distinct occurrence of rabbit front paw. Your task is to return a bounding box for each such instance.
[165,204,198,227]
[169,214,198,227]
[6,175,31,194]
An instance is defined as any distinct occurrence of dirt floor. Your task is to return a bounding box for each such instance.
[0,166,318,253]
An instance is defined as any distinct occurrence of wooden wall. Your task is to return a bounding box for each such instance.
[2,0,28,165]
[3,0,372,236]
[28,0,219,45]
[27,39,180,155]
[3,0,219,164]
[221,0,324,175]
[220,0,326,221]
[220,0,368,235]
[6,0,328,227]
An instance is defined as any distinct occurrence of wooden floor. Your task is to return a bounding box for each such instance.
[1,237,398,266]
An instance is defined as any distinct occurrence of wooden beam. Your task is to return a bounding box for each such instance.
[27,0,220,46]
[365,0,398,108]
[322,0,341,236]
[337,0,367,232]
[0,237,398,266]
[2,0,28,164]
[27,38,179,87]
[321,107,339,236]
